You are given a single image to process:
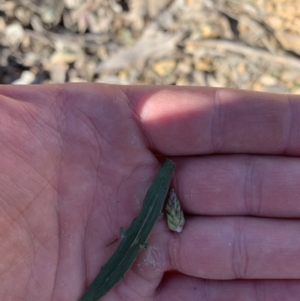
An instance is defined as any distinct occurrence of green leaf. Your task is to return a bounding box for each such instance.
[79,159,176,301]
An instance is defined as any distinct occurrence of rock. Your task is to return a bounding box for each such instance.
[5,23,24,46]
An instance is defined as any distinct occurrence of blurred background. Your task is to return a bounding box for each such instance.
[0,0,300,93]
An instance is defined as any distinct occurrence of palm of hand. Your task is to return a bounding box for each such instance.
[0,84,163,301]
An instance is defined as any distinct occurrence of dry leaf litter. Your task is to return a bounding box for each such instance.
[0,0,300,94]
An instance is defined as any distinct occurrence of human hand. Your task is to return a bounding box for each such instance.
[1,83,299,300]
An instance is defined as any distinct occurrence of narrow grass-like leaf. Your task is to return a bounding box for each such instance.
[79,159,176,301]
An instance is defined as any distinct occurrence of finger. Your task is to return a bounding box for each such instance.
[159,274,300,301]
[165,217,300,280]
[173,156,300,218]
[124,85,300,156]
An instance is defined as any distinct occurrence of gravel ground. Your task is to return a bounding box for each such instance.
[0,0,300,93]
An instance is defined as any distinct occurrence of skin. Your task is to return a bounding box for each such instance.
[0,83,300,301]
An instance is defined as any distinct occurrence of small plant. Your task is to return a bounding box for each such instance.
[79,159,176,301]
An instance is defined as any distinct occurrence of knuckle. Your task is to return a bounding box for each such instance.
[231,218,249,279]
